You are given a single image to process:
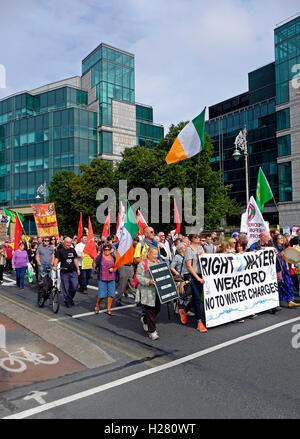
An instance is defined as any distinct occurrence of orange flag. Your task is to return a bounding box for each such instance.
[83,217,97,259]
[77,212,83,243]
[14,214,24,250]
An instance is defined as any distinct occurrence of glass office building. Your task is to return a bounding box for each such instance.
[206,13,300,226]
[0,43,164,230]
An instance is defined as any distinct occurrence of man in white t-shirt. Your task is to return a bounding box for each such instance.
[75,236,92,294]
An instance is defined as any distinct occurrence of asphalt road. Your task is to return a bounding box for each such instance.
[1,270,300,422]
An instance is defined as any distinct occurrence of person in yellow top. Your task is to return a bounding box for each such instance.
[133,226,161,264]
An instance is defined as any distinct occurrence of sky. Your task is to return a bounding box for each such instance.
[0,0,299,132]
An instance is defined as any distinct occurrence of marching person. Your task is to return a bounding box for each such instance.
[12,242,29,290]
[94,243,118,315]
[75,235,93,295]
[0,244,6,284]
[183,233,207,333]
[135,246,161,340]
[273,234,300,309]
[36,237,55,278]
[53,237,80,308]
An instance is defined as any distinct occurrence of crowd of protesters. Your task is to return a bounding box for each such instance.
[1,226,300,341]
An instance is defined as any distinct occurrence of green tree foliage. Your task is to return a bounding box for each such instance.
[48,170,77,235]
[48,122,237,235]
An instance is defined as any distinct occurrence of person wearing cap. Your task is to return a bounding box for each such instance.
[231,232,239,242]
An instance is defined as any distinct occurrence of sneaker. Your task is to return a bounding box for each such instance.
[149,331,160,340]
[173,302,179,314]
[196,321,207,333]
[179,309,187,325]
[140,316,148,332]
[249,314,257,319]
[186,310,195,317]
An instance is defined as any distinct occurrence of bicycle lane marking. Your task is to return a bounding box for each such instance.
[4,315,300,419]
[0,314,86,393]
[0,292,165,368]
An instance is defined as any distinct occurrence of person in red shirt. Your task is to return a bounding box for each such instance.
[4,241,13,273]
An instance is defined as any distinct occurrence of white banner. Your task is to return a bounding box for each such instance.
[247,196,269,248]
[199,249,279,328]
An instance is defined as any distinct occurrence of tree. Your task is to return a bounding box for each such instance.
[48,170,77,235]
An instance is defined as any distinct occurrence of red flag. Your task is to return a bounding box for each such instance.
[136,209,148,235]
[115,213,120,242]
[77,212,83,243]
[174,199,181,236]
[101,210,111,239]
[14,214,24,250]
[83,217,97,259]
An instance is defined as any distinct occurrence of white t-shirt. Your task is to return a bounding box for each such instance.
[75,242,85,267]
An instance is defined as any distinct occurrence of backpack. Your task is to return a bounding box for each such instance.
[132,259,160,288]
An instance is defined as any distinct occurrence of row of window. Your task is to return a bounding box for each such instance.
[136,122,164,140]
[0,88,88,118]
[91,60,134,90]
[206,100,276,136]
[275,17,300,45]
[82,45,134,75]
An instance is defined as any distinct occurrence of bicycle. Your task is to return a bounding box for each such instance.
[37,267,60,314]
[0,346,59,373]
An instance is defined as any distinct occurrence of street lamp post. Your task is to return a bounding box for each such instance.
[233,127,249,206]
[36,182,47,202]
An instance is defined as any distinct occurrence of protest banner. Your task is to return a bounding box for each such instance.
[282,227,291,235]
[31,203,59,238]
[292,227,299,236]
[0,215,9,241]
[199,249,279,328]
[149,262,178,304]
[247,196,269,248]
[82,253,94,269]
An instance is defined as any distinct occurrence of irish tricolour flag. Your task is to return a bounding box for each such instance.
[165,107,206,165]
[114,202,139,271]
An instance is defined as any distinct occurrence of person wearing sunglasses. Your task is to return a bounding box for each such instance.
[36,237,55,279]
[182,233,207,333]
[94,244,118,315]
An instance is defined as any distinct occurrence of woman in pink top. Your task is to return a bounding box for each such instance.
[94,244,117,315]
[12,242,29,289]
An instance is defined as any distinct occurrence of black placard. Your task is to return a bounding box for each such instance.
[149,262,179,304]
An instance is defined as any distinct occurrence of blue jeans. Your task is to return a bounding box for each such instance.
[79,268,92,291]
[61,271,78,305]
[15,266,27,289]
[184,274,204,322]
[97,280,115,298]
[39,264,52,278]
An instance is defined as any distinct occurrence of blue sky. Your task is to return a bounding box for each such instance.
[0,0,299,131]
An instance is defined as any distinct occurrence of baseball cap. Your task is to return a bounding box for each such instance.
[232,233,239,238]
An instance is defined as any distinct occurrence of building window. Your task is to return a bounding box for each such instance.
[278,162,292,202]
[277,135,291,157]
[276,108,290,131]
[100,131,112,154]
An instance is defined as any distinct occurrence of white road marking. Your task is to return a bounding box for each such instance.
[4,315,300,419]
[24,391,48,405]
[49,303,137,321]
[72,303,137,319]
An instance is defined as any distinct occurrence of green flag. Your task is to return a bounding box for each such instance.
[3,208,24,224]
[256,168,273,213]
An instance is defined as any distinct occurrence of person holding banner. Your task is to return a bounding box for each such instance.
[273,235,300,308]
[183,234,207,333]
[135,246,161,341]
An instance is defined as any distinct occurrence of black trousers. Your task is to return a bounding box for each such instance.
[144,295,161,333]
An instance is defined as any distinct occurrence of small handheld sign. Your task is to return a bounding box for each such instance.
[149,262,179,304]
